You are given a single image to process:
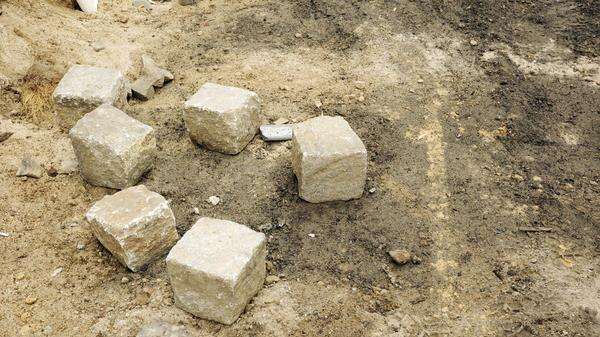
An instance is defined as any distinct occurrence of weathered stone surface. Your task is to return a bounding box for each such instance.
[131,76,155,101]
[86,185,179,271]
[136,320,190,337]
[16,155,43,178]
[141,55,173,88]
[292,116,367,203]
[184,83,260,154]
[69,104,155,189]
[260,124,293,141]
[53,65,128,129]
[166,217,266,324]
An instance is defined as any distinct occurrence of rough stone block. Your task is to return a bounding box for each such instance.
[166,217,266,324]
[131,76,155,101]
[69,104,155,189]
[53,65,128,129]
[291,116,367,203]
[86,185,179,271]
[184,83,260,154]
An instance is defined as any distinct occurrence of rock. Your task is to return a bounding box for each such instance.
[16,155,43,178]
[178,0,197,5]
[184,83,261,155]
[121,276,130,284]
[53,65,128,129]
[0,24,33,85]
[86,185,179,271]
[207,195,220,206]
[24,296,37,305]
[137,320,190,337]
[51,267,63,277]
[90,41,105,52]
[291,116,367,203]
[265,275,280,285]
[389,249,411,265]
[131,76,155,101]
[470,39,478,46]
[141,55,173,88]
[76,243,86,250]
[69,104,155,189]
[0,131,13,143]
[76,0,98,13]
[368,187,376,194]
[166,217,266,325]
[260,124,293,142]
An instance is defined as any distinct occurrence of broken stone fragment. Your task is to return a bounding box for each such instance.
[166,217,266,324]
[76,0,98,13]
[184,82,261,154]
[141,55,173,88]
[389,249,411,265]
[16,155,43,178]
[69,104,155,189]
[291,116,367,203]
[53,65,128,129]
[86,185,179,272]
[131,76,155,101]
[260,124,293,142]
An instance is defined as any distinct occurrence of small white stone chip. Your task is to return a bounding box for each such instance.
[184,83,260,154]
[53,65,127,129]
[260,124,293,142]
[69,105,156,189]
[86,185,179,272]
[166,217,266,324]
[292,116,367,203]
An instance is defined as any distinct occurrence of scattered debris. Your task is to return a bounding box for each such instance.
[131,76,155,101]
[24,296,37,305]
[207,196,220,206]
[389,249,412,265]
[260,124,293,142]
[265,275,280,285]
[518,227,553,233]
[166,217,266,325]
[0,131,13,143]
[16,155,43,178]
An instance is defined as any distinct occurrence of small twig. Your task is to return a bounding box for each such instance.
[518,227,553,233]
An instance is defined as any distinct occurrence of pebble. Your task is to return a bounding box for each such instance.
[121,276,130,284]
[76,243,86,250]
[16,155,43,178]
[532,176,542,183]
[0,231,9,237]
[15,273,26,280]
[265,275,280,285]
[51,267,63,277]
[368,187,376,194]
[389,249,412,265]
[207,196,220,206]
[294,32,302,38]
[308,233,316,238]
[24,296,37,305]
[470,39,478,46]
[91,41,106,52]
[192,207,200,215]
[314,99,323,108]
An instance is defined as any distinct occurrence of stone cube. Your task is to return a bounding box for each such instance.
[184,83,260,155]
[86,185,179,272]
[166,217,266,324]
[292,116,367,203]
[69,104,155,189]
[53,65,128,128]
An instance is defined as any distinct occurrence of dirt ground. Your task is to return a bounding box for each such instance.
[0,0,599,336]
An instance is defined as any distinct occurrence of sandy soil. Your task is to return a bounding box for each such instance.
[0,0,598,336]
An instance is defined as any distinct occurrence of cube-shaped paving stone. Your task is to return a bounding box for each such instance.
[292,116,367,203]
[53,65,128,129]
[166,217,266,324]
[183,83,260,155]
[69,104,155,189]
[86,185,179,272]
